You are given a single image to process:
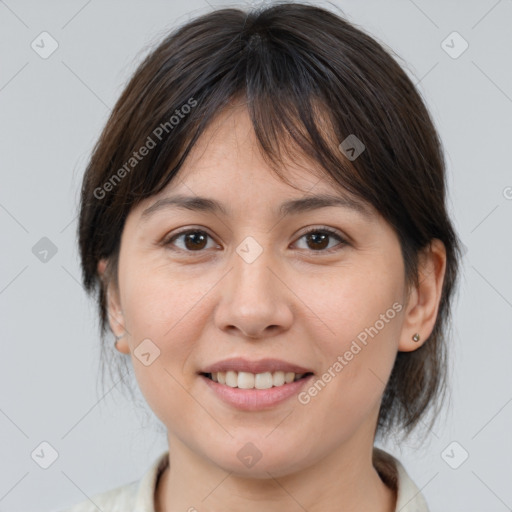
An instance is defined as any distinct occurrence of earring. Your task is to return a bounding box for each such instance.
[412,333,420,342]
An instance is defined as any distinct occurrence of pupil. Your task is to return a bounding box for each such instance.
[185,232,207,250]
[307,233,328,250]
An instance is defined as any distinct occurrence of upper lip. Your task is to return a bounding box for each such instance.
[200,357,314,375]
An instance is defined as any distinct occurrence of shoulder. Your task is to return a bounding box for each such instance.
[57,451,170,512]
[58,481,138,512]
[373,447,431,512]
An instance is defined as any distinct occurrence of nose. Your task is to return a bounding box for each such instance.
[213,241,294,340]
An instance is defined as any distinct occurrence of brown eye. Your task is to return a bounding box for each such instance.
[163,226,347,255]
[165,229,216,252]
[295,227,347,253]
[305,232,329,250]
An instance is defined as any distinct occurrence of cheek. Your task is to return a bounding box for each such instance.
[316,264,404,352]
[301,266,404,411]
[120,261,215,342]
[121,277,208,430]
[119,265,214,410]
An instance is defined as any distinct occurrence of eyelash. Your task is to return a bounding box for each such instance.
[162,226,348,255]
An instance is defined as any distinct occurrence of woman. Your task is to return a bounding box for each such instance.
[65,3,461,511]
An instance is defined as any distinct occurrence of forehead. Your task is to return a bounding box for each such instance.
[157,105,358,200]
[133,103,376,222]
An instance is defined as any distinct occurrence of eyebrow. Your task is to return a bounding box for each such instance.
[140,192,373,221]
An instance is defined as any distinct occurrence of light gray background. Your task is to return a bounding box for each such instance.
[1,0,511,511]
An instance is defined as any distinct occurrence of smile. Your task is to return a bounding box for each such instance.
[198,357,315,410]
[202,370,312,389]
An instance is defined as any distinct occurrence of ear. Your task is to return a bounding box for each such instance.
[398,239,447,352]
[97,258,130,354]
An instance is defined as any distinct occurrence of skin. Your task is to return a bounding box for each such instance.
[98,103,446,512]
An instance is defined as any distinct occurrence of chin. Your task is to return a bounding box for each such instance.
[202,439,310,479]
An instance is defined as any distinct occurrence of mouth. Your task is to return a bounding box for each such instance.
[200,370,314,390]
[198,357,315,410]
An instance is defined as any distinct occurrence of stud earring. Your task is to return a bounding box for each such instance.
[412,333,420,342]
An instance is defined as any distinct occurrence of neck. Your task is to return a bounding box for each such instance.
[155,439,397,512]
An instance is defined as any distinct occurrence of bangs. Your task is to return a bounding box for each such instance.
[142,29,378,214]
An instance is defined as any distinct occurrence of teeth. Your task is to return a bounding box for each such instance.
[255,372,273,389]
[273,371,285,386]
[208,370,308,389]
[225,370,238,388]
[238,371,255,389]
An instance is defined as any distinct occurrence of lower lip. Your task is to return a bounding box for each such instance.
[200,374,314,411]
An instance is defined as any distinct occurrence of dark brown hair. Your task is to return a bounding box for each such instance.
[78,2,461,442]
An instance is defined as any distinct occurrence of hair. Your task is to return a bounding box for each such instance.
[77,1,461,443]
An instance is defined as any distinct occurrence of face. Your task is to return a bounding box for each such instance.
[107,105,412,477]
